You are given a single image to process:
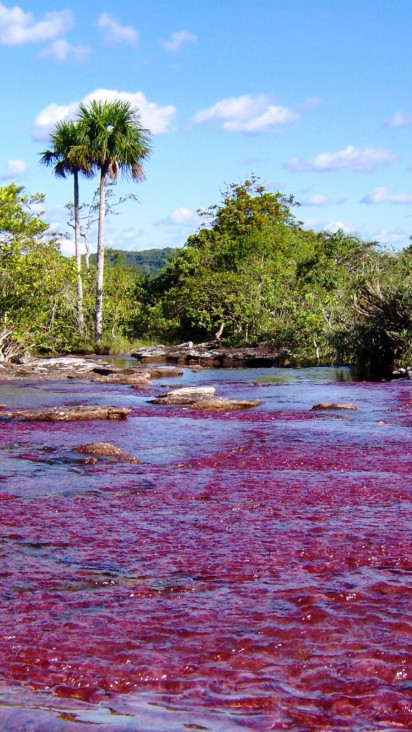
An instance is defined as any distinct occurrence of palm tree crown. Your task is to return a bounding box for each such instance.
[39,119,92,179]
[76,99,151,182]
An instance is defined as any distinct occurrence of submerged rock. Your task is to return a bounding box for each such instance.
[311,402,358,411]
[73,442,139,463]
[191,397,262,411]
[0,405,131,421]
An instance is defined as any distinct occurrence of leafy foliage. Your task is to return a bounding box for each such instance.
[3,175,412,374]
[0,184,78,354]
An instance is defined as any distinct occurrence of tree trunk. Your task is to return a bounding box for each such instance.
[95,169,107,342]
[74,172,84,335]
[83,233,91,274]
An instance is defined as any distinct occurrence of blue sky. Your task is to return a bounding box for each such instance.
[2,0,412,255]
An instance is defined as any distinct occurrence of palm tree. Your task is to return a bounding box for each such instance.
[76,99,151,341]
[40,120,92,335]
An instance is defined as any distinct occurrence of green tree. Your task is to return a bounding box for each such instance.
[0,183,48,244]
[136,179,384,368]
[40,120,92,335]
[138,179,302,344]
[0,184,78,355]
[76,99,151,341]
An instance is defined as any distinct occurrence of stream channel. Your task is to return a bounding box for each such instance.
[0,364,411,731]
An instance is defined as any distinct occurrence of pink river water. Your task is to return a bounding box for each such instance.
[0,364,411,731]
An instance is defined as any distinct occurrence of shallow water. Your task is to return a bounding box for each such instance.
[0,366,411,731]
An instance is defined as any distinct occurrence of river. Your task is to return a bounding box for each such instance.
[0,365,411,731]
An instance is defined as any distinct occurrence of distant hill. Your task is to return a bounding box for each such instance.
[91,247,176,276]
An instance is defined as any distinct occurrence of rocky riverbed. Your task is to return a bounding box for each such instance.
[0,359,411,731]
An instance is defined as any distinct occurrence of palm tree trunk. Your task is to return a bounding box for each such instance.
[95,169,107,341]
[74,172,84,335]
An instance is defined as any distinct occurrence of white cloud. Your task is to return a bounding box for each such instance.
[32,101,78,140]
[40,39,90,62]
[284,145,398,173]
[160,31,197,53]
[361,187,412,205]
[158,208,200,226]
[301,217,319,229]
[301,194,329,206]
[97,13,138,45]
[193,94,301,135]
[385,111,412,128]
[58,236,75,257]
[32,88,176,140]
[0,2,72,46]
[374,229,407,246]
[0,158,26,179]
[324,220,352,233]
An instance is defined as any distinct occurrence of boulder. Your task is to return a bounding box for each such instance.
[145,367,184,379]
[152,386,216,405]
[73,442,139,463]
[0,406,131,421]
[311,402,358,411]
[92,373,152,385]
[151,387,262,410]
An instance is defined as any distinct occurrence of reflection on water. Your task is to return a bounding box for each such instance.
[256,366,354,384]
[0,366,411,730]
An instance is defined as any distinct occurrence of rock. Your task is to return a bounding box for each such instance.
[0,356,113,381]
[311,402,358,411]
[30,357,100,372]
[191,398,262,411]
[73,442,139,463]
[92,373,152,385]
[67,366,183,384]
[392,368,407,378]
[151,387,262,410]
[152,386,216,405]
[132,345,169,361]
[132,341,287,367]
[145,367,184,379]
[0,406,131,421]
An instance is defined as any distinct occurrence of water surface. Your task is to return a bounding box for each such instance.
[0,367,411,730]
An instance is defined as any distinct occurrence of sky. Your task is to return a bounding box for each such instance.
[2,0,412,255]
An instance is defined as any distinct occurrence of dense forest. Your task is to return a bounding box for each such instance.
[91,247,174,276]
[1,177,412,376]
